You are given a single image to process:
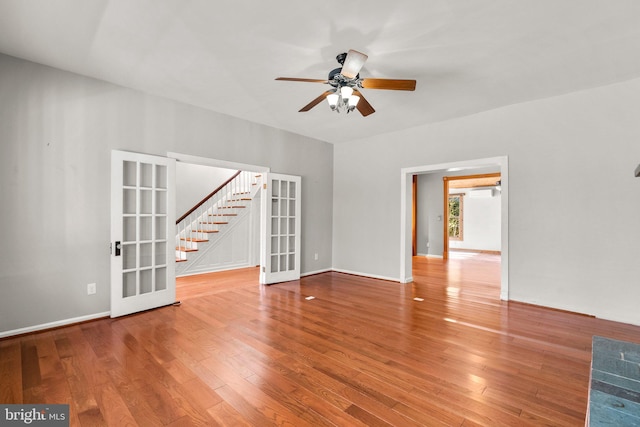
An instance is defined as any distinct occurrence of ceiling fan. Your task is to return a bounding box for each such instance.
[276,49,416,116]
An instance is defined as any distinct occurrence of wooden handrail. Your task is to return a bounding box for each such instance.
[176,170,242,224]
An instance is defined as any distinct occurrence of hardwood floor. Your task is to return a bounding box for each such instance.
[2,255,640,426]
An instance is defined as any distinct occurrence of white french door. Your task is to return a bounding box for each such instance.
[110,150,176,317]
[260,173,301,285]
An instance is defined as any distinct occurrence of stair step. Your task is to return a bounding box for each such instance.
[199,221,224,224]
[194,229,220,233]
[176,258,187,263]
[209,213,238,217]
[176,246,198,252]
[180,237,208,242]
[220,205,246,209]
[228,198,252,202]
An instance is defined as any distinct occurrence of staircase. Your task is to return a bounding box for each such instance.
[175,171,262,266]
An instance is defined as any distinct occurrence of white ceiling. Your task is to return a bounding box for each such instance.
[1,0,640,144]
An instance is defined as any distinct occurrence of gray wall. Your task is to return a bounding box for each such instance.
[333,77,640,326]
[0,54,333,334]
[175,163,236,218]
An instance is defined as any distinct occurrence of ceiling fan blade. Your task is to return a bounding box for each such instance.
[353,90,375,116]
[340,49,368,79]
[276,77,328,83]
[360,78,416,91]
[299,91,333,112]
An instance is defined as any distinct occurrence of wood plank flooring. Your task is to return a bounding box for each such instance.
[2,254,640,426]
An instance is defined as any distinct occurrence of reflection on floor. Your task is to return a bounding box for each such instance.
[176,266,259,301]
[414,252,501,301]
[177,252,501,303]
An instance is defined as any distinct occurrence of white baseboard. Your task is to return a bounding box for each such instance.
[331,268,399,283]
[417,252,443,258]
[301,268,332,277]
[0,311,111,339]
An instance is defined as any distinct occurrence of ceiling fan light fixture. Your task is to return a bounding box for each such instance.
[340,86,354,99]
[340,50,368,79]
[276,48,414,116]
[326,93,339,110]
[348,95,360,110]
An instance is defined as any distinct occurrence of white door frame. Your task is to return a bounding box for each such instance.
[167,153,270,175]
[400,156,509,300]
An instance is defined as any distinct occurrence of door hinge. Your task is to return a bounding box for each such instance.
[263,183,267,190]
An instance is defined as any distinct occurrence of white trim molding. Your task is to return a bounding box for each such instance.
[0,311,111,339]
[332,268,399,283]
[301,268,333,277]
[167,152,270,173]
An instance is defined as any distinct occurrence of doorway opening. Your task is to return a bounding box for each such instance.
[168,152,269,299]
[443,172,501,260]
[400,156,509,300]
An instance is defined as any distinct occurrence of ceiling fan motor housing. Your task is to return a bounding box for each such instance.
[328,67,359,88]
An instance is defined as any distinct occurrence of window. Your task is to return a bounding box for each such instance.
[448,194,463,240]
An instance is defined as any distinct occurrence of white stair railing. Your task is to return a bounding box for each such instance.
[175,171,261,261]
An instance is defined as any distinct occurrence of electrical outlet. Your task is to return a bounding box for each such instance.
[87,283,96,295]
[314,253,319,261]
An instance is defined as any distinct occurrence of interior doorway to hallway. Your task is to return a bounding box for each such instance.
[400,156,509,301]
